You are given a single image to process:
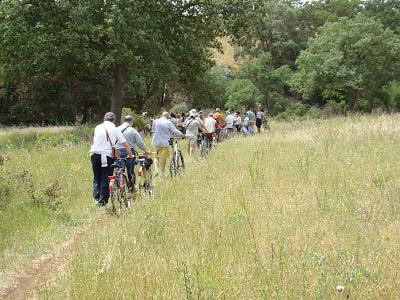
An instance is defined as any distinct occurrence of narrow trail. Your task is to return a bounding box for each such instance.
[0,213,111,300]
[0,136,237,299]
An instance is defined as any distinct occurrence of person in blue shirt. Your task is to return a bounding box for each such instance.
[152,112,184,177]
[116,115,149,191]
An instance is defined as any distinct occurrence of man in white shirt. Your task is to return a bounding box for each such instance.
[184,112,207,156]
[233,111,242,133]
[225,110,236,133]
[116,115,149,191]
[90,112,133,209]
[205,113,217,133]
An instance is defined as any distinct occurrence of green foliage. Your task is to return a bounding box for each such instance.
[121,108,147,130]
[364,0,400,34]
[225,79,262,110]
[289,103,310,117]
[170,102,189,116]
[275,111,290,121]
[1,0,400,121]
[291,15,400,112]
[0,127,93,152]
[234,53,292,115]
[382,81,400,112]
[0,0,226,124]
[305,106,323,119]
[325,100,348,116]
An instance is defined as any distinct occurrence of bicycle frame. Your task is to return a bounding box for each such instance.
[108,158,131,215]
[170,137,185,177]
[135,154,154,197]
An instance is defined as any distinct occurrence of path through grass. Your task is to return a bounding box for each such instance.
[42,116,400,299]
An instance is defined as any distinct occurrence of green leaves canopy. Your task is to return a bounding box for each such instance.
[225,79,262,110]
[291,16,400,110]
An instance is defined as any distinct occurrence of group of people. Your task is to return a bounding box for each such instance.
[90,108,268,209]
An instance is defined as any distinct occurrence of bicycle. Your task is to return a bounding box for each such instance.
[219,126,229,142]
[108,158,133,216]
[199,132,215,157]
[263,120,271,131]
[135,153,155,197]
[170,137,185,177]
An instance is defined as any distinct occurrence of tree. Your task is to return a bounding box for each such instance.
[0,0,226,124]
[291,16,400,111]
[235,53,292,115]
[225,79,262,110]
[363,0,400,34]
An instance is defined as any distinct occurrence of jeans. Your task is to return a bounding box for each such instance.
[91,154,114,206]
[118,148,135,188]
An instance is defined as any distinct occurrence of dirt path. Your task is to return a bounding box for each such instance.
[0,214,110,300]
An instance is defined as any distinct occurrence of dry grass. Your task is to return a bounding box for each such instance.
[41,115,400,299]
[213,37,239,67]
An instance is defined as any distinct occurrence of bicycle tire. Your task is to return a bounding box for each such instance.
[170,155,177,177]
[177,151,185,171]
[143,168,153,197]
[121,175,131,209]
[200,139,206,157]
[110,184,120,215]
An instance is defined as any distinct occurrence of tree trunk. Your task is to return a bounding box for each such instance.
[110,63,125,124]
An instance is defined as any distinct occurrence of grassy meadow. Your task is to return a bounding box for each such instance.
[0,128,99,273]
[32,115,400,299]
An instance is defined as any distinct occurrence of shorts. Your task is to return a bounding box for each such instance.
[187,135,198,146]
[155,146,171,159]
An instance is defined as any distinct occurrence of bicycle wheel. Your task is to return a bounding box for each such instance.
[177,151,185,171]
[121,174,131,209]
[110,183,120,215]
[143,168,153,197]
[220,129,228,142]
[200,139,207,158]
[170,154,177,177]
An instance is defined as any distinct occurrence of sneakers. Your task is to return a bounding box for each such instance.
[99,205,107,211]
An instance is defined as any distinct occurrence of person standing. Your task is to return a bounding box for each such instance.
[152,112,184,177]
[90,112,133,209]
[170,113,177,127]
[213,108,225,142]
[116,115,149,191]
[225,110,236,134]
[246,108,256,126]
[233,111,242,133]
[185,111,207,156]
[205,113,217,133]
[256,109,266,133]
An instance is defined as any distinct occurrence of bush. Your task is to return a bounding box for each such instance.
[275,111,290,121]
[121,108,147,131]
[267,93,292,116]
[290,103,310,117]
[305,107,323,119]
[383,81,400,112]
[325,100,347,116]
[170,102,189,115]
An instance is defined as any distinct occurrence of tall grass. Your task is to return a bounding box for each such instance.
[0,126,93,151]
[43,115,400,299]
[0,128,97,273]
